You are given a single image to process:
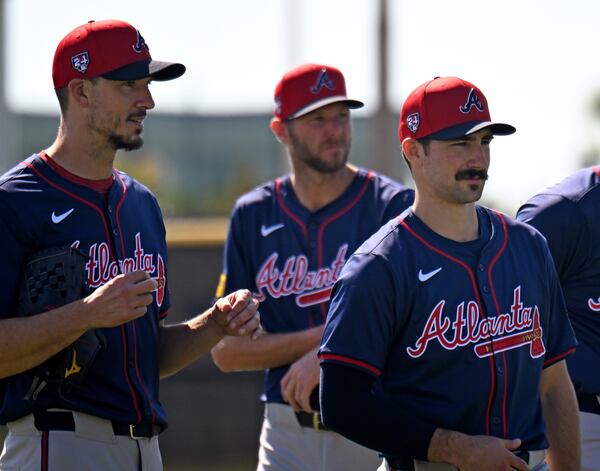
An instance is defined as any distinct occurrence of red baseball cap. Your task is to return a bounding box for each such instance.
[399,76,515,142]
[52,19,186,89]
[274,63,363,120]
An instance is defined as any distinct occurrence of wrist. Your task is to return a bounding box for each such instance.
[428,428,466,466]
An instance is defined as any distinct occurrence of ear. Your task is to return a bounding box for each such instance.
[402,138,425,168]
[67,79,91,108]
[270,118,287,144]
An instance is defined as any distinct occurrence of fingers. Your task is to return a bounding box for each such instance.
[214,290,261,336]
[503,438,522,451]
[84,270,158,328]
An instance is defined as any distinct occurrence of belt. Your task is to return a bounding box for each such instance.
[294,411,329,432]
[386,449,546,471]
[33,410,162,440]
[577,393,600,415]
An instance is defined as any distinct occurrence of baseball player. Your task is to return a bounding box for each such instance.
[0,19,259,471]
[211,63,414,470]
[318,76,581,471]
[517,165,600,471]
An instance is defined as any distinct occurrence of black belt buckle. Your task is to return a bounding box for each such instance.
[129,424,145,440]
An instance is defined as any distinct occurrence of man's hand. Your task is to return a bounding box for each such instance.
[428,429,528,471]
[280,347,320,412]
[83,270,157,328]
[212,289,260,337]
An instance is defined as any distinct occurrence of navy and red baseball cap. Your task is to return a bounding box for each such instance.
[399,76,515,142]
[274,63,363,120]
[52,19,186,89]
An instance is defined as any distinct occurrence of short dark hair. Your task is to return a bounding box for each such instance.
[402,137,431,171]
[54,77,100,114]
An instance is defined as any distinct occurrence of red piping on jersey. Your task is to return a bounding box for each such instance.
[543,347,576,367]
[131,318,157,424]
[114,172,128,261]
[121,324,142,423]
[319,352,381,376]
[486,211,509,437]
[275,178,307,238]
[112,172,145,424]
[26,161,114,250]
[316,171,374,321]
[399,218,501,436]
[593,165,600,178]
[41,431,49,471]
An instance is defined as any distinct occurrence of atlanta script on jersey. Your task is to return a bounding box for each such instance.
[320,207,576,450]
[218,168,414,403]
[0,153,171,428]
[517,165,600,395]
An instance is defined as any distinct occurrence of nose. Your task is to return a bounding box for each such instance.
[138,85,155,110]
[325,116,348,136]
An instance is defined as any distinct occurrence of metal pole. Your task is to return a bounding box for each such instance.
[371,0,406,181]
[0,0,17,169]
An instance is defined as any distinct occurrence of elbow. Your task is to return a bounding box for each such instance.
[319,383,344,432]
[210,344,236,372]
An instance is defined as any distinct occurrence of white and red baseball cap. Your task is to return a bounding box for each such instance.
[398,76,515,142]
[52,19,186,89]
[274,63,363,120]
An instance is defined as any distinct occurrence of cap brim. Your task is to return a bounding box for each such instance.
[288,96,364,120]
[427,120,516,140]
[102,60,186,82]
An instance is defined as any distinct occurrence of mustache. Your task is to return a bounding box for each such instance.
[455,169,488,181]
[128,111,147,120]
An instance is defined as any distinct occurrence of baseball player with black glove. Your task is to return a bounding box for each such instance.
[319,76,581,470]
[0,19,259,471]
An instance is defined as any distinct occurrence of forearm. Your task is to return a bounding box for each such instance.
[211,325,324,372]
[320,362,435,459]
[541,361,580,470]
[159,308,224,378]
[0,301,90,378]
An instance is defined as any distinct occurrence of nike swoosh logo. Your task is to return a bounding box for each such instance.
[261,223,285,237]
[51,208,75,224]
[418,267,442,282]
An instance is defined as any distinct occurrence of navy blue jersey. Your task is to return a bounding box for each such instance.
[320,207,576,450]
[219,168,414,403]
[0,154,171,428]
[517,165,600,394]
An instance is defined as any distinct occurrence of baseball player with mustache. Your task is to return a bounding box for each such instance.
[319,76,581,471]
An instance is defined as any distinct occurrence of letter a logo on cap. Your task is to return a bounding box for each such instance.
[459,88,485,114]
[132,30,148,54]
[310,69,336,94]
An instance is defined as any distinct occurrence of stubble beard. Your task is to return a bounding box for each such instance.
[289,131,350,174]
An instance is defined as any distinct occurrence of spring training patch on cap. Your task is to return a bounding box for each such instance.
[407,112,420,134]
[71,52,90,74]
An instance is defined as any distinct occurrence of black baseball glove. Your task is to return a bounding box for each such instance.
[17,245,106,397]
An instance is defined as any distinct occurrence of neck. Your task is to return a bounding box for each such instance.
[412,196,479,242]
[290,164,357,212]
[45,120,116,180]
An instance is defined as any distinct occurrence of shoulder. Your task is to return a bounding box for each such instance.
[232,179,279,211]
[0,155,39,189]
[361,168,414,196]
[114,170,159,202]
[517,166,600,222]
